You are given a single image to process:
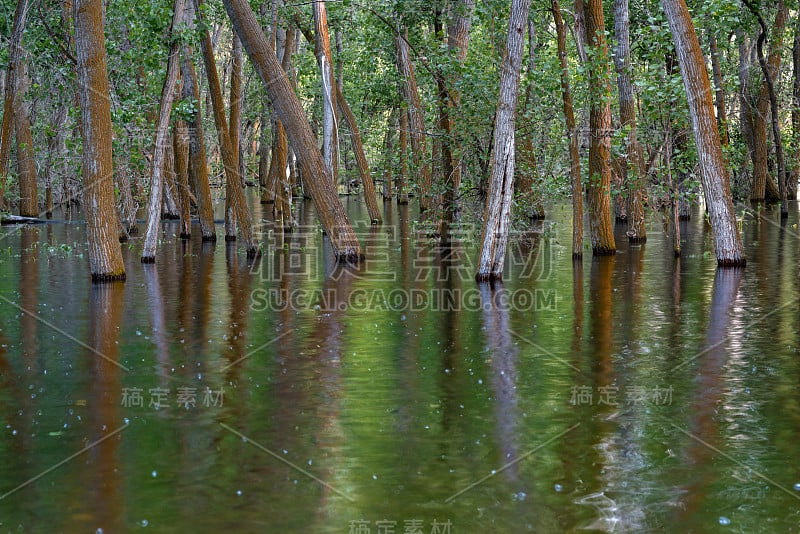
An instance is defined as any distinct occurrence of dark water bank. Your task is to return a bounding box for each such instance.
[0,196,799,532]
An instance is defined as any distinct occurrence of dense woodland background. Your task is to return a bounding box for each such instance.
[0,0,795,279]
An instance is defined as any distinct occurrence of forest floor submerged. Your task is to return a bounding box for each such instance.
[0,194,799,532]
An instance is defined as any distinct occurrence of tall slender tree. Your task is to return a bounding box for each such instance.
[223,0,362,259]
[661,0,745,265]
[74,0,126,280]
[476,0,532,281]
[613,0,646,243]
[584,0,616,255]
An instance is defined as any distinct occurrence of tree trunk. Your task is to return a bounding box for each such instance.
[226,33,243,241]
[708,33,729,149]
[74,0,126,280]
[552,0,583,258]
[475,0,531,281]
[0,0,30,211]
[162,140,181,220]
[745,0,789,217]
[792,15,800,200]
[584,0,616,255]
[173,120,192,238]
[613,0,646,243]
[516,16,545,220]
[314,0,339,186]
[194,0,258,257]
[181,31,216,241]
[335,84,382,223]
[439,0,475,233]
[223,0,362,260]
[398,108,409,204]
[749,1,787,203]
[661,0,746,265]
[395,29,433,212]
[13,55,37,217]
[274,24,295,228]
[142,0,185,262]
[382,109,395,201]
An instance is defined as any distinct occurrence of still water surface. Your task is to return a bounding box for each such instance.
[0,196,799,532]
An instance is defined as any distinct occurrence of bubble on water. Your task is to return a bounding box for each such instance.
[96,529,103,534]
[136,330,142,336]
[124,418,130,425]
[151,471,157,478]
[11,430,17,436]
[554,484,563,492]
[141,519,149,527]
[512,491,527,501]
[718,517,730,526]
[794,483,800,491]
[236,490,242,496]
[372,474,377,480]
[478,379,483,385]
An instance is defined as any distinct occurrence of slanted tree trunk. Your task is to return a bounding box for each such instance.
[661,0,746,265]
[552,0,583,258]
[475,0,531,281]
[745,0,789,217]
[0,0,30,211]
[314,0,339,186]
[749,0,787,203]
[14,55,37,217]
[226,33,243,241]
[738,30,755,186]
[584,0,616,255]
[223,0,362,259]
[335,84,382,223]
[173,120,192,238]
[274,24,295,228]
[613,0,646,243]
[142,0,185,262]
[395,29,433,212]
[194,0,258,257]
[181,17,216,241]
[74,0,126,280]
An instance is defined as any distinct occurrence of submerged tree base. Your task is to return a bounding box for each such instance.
[592,247,617,256]
[336,251,365,263]
[141,256,155,264]
[718,257,746,267]
[475,272,503,282]
[225,235,236,242]
[91,272,127,283]
[180,232,191,240]
[628,236,647,244]
[201,235,217,242]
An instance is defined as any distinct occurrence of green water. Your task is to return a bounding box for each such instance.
[0,196,798,532]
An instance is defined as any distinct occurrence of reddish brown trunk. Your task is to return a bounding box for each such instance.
[585,0,616,255]
[75,0,126,280]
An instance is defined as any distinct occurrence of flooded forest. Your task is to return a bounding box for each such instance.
[1,0,800,531]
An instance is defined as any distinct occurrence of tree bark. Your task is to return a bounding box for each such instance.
[792,15,800,200]
[194,0,258,257]
[223,0,362,260]
[613,0,646,243]
[226,33,243,240]
[173,120,192,238]
[552,0,583,258]
[0,0,30,211]
[661,0,745,265]
[13,55,37,217]
[396,29,433,212]
[584,0,616,255]
[398,107,409,204]
[74,0,126,280]
[181,26,216,241]
[475,0,531,281]
[314,0,339,186]
[142,0,185,262]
